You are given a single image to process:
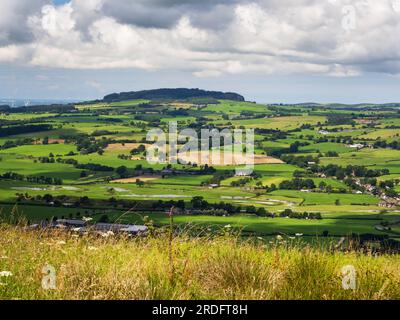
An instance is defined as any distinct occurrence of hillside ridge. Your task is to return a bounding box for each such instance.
[103,88,245,102]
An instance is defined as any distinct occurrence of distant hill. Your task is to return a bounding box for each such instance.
[103,88,245,102]
[0,105,10,112]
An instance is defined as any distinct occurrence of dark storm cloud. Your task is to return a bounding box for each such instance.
[101,0,243,29]
[0,0,49,46]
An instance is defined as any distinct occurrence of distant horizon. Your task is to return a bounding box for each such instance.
[3,97,400,107]
[1,91,400,107]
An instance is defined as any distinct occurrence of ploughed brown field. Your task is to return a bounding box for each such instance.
[106,143,151,152]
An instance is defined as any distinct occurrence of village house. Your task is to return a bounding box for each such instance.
[349,143,365,149]
[30,219,148,236]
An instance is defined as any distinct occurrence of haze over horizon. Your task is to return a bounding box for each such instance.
[1,0,400,104]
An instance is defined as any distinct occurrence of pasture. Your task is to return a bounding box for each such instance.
[1,98,400,243]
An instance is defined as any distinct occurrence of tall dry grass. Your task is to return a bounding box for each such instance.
[0,224,399,300]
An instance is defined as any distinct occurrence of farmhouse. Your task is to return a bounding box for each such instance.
[379,192,400,207]
[235,170,250,177]
[93,223,148,235]
[56,219,87,228]
[349,143,365,149]
[31,219,148,236]
[208,184,219,189]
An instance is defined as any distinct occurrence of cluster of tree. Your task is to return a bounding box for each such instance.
[230,177,252,187]
[59,134,85,144]
[197,164,217,174]
[242,206,272,217]
[317,181,347,194]
[134,114,161,124]
[280,155,319,168]
[1,172,62,185]
[115,166,129,178]
[91,130,117,137]
[75,163,115,172]
[118,154,131,160]
[191,197,246,214]
[29,194,91,207]
[165,109,189,116]
[345,178,399,197]
[373,140,400,150]
[326,114,355,126]
[279,178,316,190]
[0,138,35,150]
[0,124,53,137]
[310,164,389,179]
[299,124,314,130]
[237,111,269,120]
[56,158,79,166]
[130,144,146,155]
[255,128,284,135]
[379,180,397,189]
[101,118,124,123]
[76,136,109,155]
[189,209,230,216]
[279,208,322,220]
[38,156,56,163]
[325,151,339,157]
[202,170,235,186]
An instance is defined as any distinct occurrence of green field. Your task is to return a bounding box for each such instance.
[2,97,400,243]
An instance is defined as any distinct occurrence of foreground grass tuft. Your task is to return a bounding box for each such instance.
[0,225,399,300]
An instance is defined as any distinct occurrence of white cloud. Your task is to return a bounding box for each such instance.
[0,45,22,62]
[40,4,76,37]
[1,0,400,77]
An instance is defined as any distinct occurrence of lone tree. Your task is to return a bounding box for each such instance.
[116,166,128,178]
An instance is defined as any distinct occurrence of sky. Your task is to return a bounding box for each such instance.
[0,0,400,104]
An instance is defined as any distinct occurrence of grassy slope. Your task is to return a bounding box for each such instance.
[0,226,399,300]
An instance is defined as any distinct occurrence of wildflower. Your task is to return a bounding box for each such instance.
[224,224,232,229]
[0,271,13,277]
[276,235,283,240]
[295,233,303,237]
[289,237,296,240]
[257,237,264,241]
